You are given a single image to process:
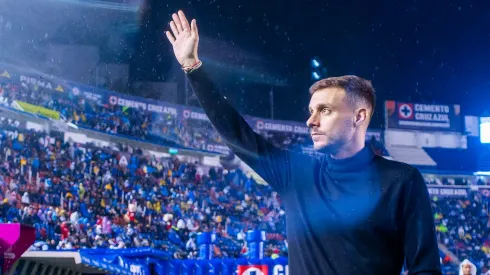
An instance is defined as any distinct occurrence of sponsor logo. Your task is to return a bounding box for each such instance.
[238,265,269,275]
[398,103,413,119]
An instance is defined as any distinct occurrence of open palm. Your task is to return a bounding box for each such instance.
[166,11,199,68]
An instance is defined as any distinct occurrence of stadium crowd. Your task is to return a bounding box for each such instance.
[0,79,311,153]
[431,188,490,274]
[0,123,489,273]
[2,73,490,274]
[0,124,287,260]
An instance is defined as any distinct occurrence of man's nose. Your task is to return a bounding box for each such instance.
[306,114,319,128]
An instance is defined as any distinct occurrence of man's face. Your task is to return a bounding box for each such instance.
[463,264,472,275]
[307,87,356,152]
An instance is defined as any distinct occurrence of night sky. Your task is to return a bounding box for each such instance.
[161,0,490,128]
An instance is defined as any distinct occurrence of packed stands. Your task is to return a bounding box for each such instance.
[0,68,313,155]
[429,183,490,274]
[0,122,487,274]
[2,65,490,274]
[0,125,287,261]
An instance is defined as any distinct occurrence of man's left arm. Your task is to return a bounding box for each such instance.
[401,168,442,275]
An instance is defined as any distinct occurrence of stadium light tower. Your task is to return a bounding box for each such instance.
[311,57,328,81]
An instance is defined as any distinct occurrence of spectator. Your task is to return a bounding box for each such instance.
[459,259,476,275]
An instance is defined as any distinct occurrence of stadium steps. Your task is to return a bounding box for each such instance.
[386,146,437,166]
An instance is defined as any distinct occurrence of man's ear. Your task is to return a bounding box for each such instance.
[354,108,368,127]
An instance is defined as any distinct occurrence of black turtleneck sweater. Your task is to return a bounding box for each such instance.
[187,66,441,275]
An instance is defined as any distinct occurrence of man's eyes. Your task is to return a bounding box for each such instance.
[309,108,331,115]
[321,108,331,114]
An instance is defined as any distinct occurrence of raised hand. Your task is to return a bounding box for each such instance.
[165,10,200,68]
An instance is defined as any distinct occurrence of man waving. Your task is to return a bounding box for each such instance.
[166,10,441,275]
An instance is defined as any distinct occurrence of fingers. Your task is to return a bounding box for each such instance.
[165,31,175,45]
[178,10,191,32]
[172,13,183,33]
[170,21,179,37]
[168,11,196,42]
[191,19,198,36]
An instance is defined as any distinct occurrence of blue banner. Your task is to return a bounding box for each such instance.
[80,251,132,275]
[77,247,290,275]
[80,248,172,275]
